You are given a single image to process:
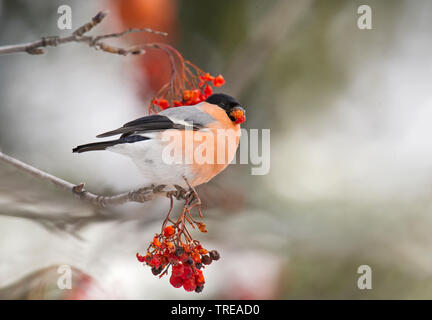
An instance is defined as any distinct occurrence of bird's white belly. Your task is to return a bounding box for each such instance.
[106,139,195,189]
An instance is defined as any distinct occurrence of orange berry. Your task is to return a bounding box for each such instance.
[158,99,169,109]
[192,89,200,100]
[172,264,184,277]
[150,256,161,268]
[191,252,201,263]
[197,222,207,233]
[195,269,205,285]
[183,278,196,292]
[213,74,225,87]
[203,85,213,98]
[153,236,161,248]
[182,265,193,279]
[136,253,145,262]
[163,225,175,237]
[199,73,214,82]
[199,248,209,255]
[183,90,192,101]
[170,275,183,288]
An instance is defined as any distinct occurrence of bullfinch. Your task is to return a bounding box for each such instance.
[72,93,246,189]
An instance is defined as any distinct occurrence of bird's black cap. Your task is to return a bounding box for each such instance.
[205,93,242,112]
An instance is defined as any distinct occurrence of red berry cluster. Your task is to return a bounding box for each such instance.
[151,73,225,111]
[136,225,220,293]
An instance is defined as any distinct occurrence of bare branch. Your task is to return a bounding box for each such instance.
[94,27,168,41]
[72,10,109,37]
[0,151,185,208]
[0,10,168,56]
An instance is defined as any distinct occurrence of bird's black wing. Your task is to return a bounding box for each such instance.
[73,106,215,153]
[96,105,217,138]
[96,114,199,138]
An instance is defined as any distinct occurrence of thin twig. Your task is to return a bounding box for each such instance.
[0,11,167,56]
[0,151,183,207]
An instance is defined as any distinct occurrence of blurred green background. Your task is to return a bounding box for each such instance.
[1,0,432,299]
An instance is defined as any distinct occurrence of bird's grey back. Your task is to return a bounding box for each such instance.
[159,104,216,127]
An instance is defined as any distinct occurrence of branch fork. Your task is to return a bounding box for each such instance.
[0,10,167,56]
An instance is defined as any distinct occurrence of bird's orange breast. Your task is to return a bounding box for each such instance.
[159,103,241,186]
[190,103,241,186]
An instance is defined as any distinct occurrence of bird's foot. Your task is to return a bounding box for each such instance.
[182,177,203,218]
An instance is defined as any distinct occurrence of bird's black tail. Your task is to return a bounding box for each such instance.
[72,140,121,153]
[72,135,149,153]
